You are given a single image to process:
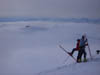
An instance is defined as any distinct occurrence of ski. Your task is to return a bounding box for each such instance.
[59,45,77,62]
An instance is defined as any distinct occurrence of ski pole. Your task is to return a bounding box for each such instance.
[63,56,70,64]
[87,40,93,60]
[84,34,93,60]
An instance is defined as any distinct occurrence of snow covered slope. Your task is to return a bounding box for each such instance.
[0,21,100,75]
[37,55,100,75]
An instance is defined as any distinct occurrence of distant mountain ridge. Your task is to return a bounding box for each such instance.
[0,17,100,24]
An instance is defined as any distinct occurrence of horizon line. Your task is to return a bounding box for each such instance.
[0,17,100,24]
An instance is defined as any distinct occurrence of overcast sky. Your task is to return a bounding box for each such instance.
[0,0,100,18]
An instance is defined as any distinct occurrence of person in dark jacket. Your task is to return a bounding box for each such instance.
[77,35,88,62]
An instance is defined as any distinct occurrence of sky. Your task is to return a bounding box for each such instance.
[0,0,100,18]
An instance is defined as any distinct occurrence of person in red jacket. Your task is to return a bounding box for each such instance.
[68,39,80,56]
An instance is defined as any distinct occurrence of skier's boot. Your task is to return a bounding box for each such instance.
[68,52,72,56]
[77,59,82,63]
[83,58,87,62]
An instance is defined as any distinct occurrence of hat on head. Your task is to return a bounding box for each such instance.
[77,39,80,41]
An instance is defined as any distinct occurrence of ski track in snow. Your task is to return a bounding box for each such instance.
[37,55,100,75]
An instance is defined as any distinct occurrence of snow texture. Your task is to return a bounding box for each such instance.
[37,55,100,75]
[0,20,100,75]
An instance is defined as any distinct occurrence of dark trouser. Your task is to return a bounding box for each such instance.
[71,48,76,55]
[77,48,87,61]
